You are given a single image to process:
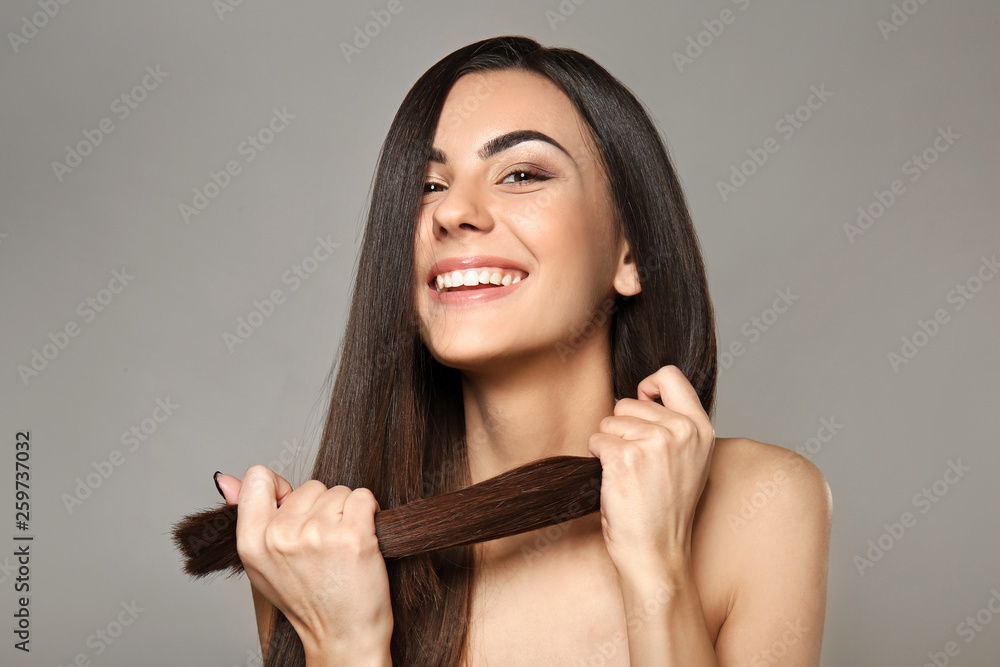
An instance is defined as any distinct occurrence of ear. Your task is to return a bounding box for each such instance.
[612,240,642,297]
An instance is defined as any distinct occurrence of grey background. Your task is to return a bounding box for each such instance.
[1,0,997,665]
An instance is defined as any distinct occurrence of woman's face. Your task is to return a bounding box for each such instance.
[413,69,640,372]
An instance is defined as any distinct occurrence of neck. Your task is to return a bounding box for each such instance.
[459,331,617,485]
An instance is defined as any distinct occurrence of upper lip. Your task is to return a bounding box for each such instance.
[426,255,530,285]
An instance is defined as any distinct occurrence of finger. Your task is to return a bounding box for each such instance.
[271,479,329,516]
[237,465,294,536]
[308,485,353,523]
[339,487,381,536]
[215,472,242,506]
[587,433,642,477]
[598,413,665,441]
[611,400,706,436]
[635,366,713,435]
[588,431,624,460]
[636,365,704,416]
[611,399,678,425]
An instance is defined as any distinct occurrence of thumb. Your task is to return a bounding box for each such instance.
[214,471,242,505]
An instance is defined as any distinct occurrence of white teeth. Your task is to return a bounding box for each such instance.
[432,266,527,291]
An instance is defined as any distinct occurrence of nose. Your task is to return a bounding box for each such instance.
[429,178,495,239]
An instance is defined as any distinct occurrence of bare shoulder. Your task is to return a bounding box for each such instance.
[707,436,833,525]
[694,435,833,575]
[699,437,833,665]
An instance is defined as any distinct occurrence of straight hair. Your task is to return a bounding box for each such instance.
[173,35,716,667]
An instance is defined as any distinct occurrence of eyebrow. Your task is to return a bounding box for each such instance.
[427,130,574,165]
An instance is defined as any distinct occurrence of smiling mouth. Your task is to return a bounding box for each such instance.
[442,284,504,292]
[427,273,528,304]
[430,267,528,292]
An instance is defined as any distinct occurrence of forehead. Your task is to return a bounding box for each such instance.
[433,69,596,161]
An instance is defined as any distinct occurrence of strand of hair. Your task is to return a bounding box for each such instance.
[172,455,602,577]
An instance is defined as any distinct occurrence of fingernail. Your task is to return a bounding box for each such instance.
[213,471,225,499]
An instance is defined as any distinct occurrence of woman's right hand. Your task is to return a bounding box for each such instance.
[215,467,394,665]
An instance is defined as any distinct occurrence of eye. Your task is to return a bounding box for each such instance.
[500,168,551,186]
[424,181,447,194]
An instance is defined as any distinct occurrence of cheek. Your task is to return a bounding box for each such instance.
[552,234,620,310]
[548,210,613,274]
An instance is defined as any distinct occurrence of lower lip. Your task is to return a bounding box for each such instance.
[427,277,528,305]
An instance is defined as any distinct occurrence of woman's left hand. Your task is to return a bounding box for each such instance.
[587,365,716,580]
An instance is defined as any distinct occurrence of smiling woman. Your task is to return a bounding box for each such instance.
[414,71,638,382]
[175,36,832,667]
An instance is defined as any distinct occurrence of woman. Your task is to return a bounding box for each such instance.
[213,36,832,666]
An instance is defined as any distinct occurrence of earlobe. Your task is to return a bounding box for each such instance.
[613,244,642,297]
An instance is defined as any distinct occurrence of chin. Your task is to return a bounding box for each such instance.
[429,338,573,377]
[426,347,506,373]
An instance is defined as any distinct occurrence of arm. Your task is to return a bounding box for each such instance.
[588,365,722,666]
[618,447,831,665]
[617,550,719,666]
[589,366,832,666]
[713,448,832,666]
[217,471,394,667]
[252,585,392,667]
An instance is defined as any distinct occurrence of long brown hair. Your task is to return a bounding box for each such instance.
[173,35,716,666]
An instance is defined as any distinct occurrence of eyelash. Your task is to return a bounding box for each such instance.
[500,168,551,186]
[423,167,552,194]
